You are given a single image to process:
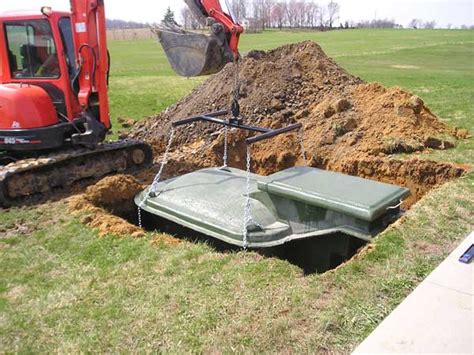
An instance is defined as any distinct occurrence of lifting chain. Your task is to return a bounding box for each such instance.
[298,128,308,166]
[242,145,252,249]
[223,59,241,168]
[137,127,176,228]
[230,57,256,250]
[222,121,229,167]
[231,58,241,119]
[149,128,175,194]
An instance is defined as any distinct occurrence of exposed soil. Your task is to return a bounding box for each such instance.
[67,175,180,245]
[70,41,467,239]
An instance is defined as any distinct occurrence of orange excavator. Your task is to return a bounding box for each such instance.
[0,0,243,206]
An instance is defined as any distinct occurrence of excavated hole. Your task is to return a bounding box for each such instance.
[73,151,465,276]
[73,147,465,276]
[126,206,368,275]
[75,41,469,274]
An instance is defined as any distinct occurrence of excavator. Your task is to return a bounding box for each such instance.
[0,0,239,207]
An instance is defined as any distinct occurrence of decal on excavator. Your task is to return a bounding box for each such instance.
[75,22,86,33]
[0,137,41,144]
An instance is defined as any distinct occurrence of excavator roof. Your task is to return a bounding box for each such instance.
[0,10,69,19]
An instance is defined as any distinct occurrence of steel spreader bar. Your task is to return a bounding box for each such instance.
[172,111,302,144]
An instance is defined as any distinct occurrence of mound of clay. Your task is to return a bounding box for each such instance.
[83,174,143,213]
[130,41,465,205]
[132,41,455,158]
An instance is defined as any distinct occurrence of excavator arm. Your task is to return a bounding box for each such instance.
[185,0,243,60]
[154,0,244,77]
[69,0,110,130]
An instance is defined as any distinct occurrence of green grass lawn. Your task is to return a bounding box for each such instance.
[1,29,473,352]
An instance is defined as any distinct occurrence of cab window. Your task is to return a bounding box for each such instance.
[5,19,59,78]
[58,17,76,78]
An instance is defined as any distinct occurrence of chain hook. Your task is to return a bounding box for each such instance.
[242,144,251,250]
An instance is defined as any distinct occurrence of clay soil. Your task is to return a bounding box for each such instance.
[68,175,180,245]
[71,41,466,236]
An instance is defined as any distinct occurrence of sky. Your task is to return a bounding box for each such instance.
[1,0,473,28]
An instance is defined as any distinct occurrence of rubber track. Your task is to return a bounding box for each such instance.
[0,140,153,207]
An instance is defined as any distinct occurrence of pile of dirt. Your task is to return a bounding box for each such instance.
[68,174,180,245]
[128,41,465,206]
[82,174,142,216]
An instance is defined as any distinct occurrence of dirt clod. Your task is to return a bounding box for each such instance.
[409,95,424,114]
[118,117,136,128]
[455,128,470,139]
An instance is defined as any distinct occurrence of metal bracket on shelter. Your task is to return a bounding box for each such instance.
[172,110,302,144]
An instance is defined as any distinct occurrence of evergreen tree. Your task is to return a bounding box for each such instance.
[162,7,176,25]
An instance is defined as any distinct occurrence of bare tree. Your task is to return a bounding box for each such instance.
[327,0,340,28]
[409,18,422,29]
[305,2,320,28]
[294,0,307,28]
[253,0,274,29]
[180,6,202,29]
[271,1,287,29]
[286,0,299,28]
[230,0,248,22]
[263,0,276,29]
[318,4,327,29]
[180,7,192,29]
[226,0,344,30]
[356,18,398,29]
[423,20,436,29]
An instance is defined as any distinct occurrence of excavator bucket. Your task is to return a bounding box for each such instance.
[153,26,234,77]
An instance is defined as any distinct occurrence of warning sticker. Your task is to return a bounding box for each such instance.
[75,22,86,33]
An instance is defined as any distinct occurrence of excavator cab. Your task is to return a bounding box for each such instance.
[0,3,153,207]
[153,0,243,77]
[6,21,60,79]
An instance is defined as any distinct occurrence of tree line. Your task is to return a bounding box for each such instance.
[106,18,148,30]
[180,1,453,30]
[181,0,344,30]
[106,2,474,31]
